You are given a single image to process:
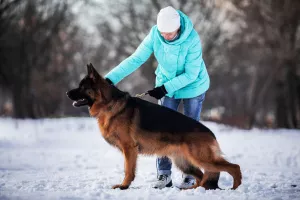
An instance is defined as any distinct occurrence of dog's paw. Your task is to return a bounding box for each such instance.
[112,184,129,190]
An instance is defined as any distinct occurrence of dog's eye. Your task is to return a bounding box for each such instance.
[87,90,93,95]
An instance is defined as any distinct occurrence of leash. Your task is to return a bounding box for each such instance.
[135,92,148,98]
[135,92,163,105]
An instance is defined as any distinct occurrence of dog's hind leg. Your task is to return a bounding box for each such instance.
[196,159,242,190]
[173,156,203,189]
[198,171,219,190]
[174,156,220,190]
[202,172,220,190]
[112,145,138,190]
[181,140,220,190]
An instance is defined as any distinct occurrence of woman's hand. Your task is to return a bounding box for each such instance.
[148,85,167,99]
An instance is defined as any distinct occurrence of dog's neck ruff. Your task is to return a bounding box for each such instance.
[89,93,130,119]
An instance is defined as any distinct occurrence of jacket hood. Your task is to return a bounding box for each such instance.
[156,10,194,45]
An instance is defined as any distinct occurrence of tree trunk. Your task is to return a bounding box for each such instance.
[275,62,300,128]
[13,23,35,119]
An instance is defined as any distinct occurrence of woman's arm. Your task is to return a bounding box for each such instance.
[105,28,154,85]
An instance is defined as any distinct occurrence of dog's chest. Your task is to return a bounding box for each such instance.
[103,132,120,148]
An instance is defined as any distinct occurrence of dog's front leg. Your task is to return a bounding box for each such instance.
[112,146,138,190]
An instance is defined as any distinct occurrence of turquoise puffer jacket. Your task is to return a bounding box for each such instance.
[105,10,210,99]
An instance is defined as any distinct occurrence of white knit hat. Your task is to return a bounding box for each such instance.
[157,6,180,33]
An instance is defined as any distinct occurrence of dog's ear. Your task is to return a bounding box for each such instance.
[87,63,101,82]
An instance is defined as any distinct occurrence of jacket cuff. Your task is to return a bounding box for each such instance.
[161,85,167,94]
[163,82,174,94]
[105,78,113,85]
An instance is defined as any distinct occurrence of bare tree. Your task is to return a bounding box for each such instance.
[231,0,300,128]
[0,0,22,86]
[0,0,83,118]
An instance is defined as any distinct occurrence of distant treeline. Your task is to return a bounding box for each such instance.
[0,0,299,129]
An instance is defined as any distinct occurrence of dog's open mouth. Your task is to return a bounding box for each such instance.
[72,98,88,107]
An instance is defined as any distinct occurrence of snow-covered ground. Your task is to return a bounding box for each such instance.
[0,117,299,200]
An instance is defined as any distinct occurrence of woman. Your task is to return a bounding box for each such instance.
[105,6,210,189]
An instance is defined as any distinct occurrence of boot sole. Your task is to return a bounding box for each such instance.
[153,180,173,189]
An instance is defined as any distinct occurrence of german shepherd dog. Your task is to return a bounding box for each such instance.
[66,63,242,190]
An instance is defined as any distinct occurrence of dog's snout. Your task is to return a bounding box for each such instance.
[66,88,82,101]
[66,90,75,99]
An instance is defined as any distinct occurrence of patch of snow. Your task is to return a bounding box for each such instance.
[0,118,299,199]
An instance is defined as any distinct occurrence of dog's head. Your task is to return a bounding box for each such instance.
[66,63,111,108]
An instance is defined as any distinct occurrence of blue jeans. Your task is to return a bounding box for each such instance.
[156,93,206,177]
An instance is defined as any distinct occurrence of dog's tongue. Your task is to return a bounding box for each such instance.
[72,99,88,107]
[72,101,79,107]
